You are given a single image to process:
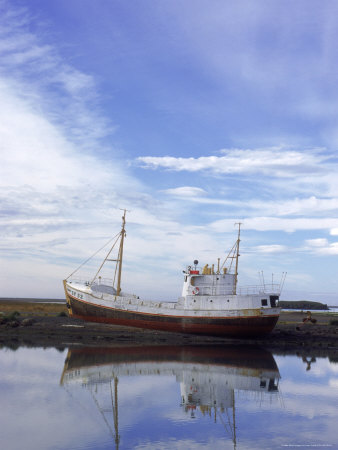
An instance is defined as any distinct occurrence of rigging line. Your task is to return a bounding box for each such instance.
[66,231,121,280]
[89,388,116,439]
[279,272,287,293]
[61,384,96,417]
[217,407,235,442]
[220,241,237,271]
[91,233,121,284]
[113,251,119,289]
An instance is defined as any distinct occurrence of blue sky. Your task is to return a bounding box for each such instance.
[1,0,338,303]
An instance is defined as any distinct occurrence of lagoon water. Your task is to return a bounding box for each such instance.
[0,345,337,450]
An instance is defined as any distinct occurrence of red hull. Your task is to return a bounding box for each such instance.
[64,345,279,373]
[66,293,279,337]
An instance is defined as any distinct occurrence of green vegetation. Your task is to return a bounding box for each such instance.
[0,311,20,322]
[0,300,67,316]
[7,311,20,320]
[279,300,329,310]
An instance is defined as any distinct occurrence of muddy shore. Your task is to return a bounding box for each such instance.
[0,300,337,357]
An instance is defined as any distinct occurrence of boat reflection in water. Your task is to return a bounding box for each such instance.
[61,345,280,449]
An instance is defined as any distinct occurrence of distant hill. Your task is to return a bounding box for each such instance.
[279,300,329,310]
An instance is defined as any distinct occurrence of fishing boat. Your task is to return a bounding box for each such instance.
[63,211,284,336]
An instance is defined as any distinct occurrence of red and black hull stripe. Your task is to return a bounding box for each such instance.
[65,345,279,370]
[67,294,279,337]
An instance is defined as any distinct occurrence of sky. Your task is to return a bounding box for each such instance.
[1,0,338,303]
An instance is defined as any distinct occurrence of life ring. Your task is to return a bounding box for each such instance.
[192,287,199,295]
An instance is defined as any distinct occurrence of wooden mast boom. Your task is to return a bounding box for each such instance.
[116,210,127,296]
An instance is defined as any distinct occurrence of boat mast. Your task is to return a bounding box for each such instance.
[116,210,127,296]
[112,376,120,449]
[234,223,241,295]
[232,390,237,450]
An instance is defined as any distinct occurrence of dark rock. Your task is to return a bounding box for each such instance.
[21,318,35,327]
[6,320,20,328]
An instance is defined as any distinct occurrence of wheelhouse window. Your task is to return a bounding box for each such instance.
[268,378,279,391]
[261,299,268,306]
[270,295,279,307]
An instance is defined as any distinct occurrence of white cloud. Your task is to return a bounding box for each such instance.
[210,217,338,233]
[162,186,207,197]
[304,238,338,255]
[0,4,112,148]
[137,148,338,217]
[0,82,108,191]
[0,76,141,231]
[317,242,338,255]
[156,192,338,217]
[138,147,330,177]
[305,238,328,247]
[252,196,338,217]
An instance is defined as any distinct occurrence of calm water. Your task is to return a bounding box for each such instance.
[0,345,337,450]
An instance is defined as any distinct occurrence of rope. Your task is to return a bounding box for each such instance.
[65,231,121,280]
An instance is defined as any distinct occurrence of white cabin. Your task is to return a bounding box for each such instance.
[182,266,236,297]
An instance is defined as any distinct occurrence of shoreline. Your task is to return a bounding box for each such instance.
[0,300,337,356]
[0,297,65,303]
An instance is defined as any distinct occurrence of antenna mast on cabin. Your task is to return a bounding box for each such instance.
[234,223,241,295]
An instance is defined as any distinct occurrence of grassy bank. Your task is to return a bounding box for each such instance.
[0,300,67,316]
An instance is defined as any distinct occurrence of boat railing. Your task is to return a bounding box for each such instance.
[91,277,115,287]
[237,284,281,295]
[67,277,91,286]
[192,284,281,296]
[68,277,115,287]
